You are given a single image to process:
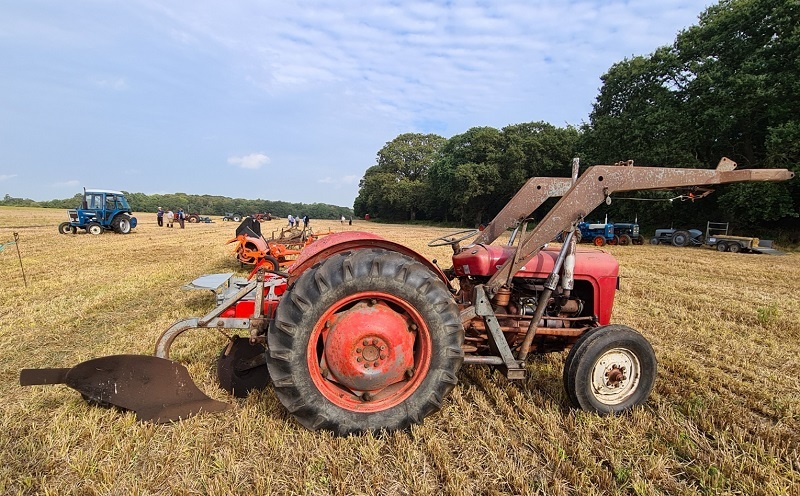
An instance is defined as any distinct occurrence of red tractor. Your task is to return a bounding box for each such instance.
[23,158,795,433]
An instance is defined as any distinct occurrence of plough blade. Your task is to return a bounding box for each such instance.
[20,355,229,423]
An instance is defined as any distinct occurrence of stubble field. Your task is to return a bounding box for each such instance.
[1,206,799,495]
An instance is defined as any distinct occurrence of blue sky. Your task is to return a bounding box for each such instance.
[0,0,711,207]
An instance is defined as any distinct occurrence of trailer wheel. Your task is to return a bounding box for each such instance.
[618,234,632,246]
[728,243,741,253]
[87,222,103,235]
[563,325,655,414]
[593,235,606,247]
[671,230,690,247]
[716,242,728,252]
[267,248,464,435]
[111,215,131,234]
[58,222,73,234]
[216,336,269,398]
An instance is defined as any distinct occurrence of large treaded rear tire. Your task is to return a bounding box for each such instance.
[267,248,464,435]
[112,215,131,234]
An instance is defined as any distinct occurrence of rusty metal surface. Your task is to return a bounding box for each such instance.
[485,163,794,294]
[20,355,230,423]
[474,177,573,245]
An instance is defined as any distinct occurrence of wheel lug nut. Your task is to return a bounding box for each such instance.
[356,347,362,353]
[380,345,386,350]
[373,361,379,367]
[405,368,414,378]
[363,339,369,346]
[357,357,362,362]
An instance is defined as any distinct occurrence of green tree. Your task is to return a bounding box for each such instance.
[354,133,445,220]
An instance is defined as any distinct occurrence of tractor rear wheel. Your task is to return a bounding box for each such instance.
[593,235,606,247]
[618,234,632,246]
[563,325,656,414]
[87,222,103,235]
[607,235,619,246]
[112,215,131,234]
[58,222,73,235]
[188,214,199,223]
[671,230,690,247]
[267,248,464,435]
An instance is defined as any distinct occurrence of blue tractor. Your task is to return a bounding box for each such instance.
[576,221,618,246]
[58,189,137,235]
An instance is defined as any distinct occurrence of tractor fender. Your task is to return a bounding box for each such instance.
[287,231,449,285]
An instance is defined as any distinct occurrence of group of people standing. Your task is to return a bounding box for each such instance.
[156,207,185,228]
[287,214,309,229]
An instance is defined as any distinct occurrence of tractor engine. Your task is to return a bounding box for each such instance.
[451,243,618,355]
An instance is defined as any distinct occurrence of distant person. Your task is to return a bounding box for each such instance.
[302,214,309,229]
[287,214,294,228]
[177,208,185,228]
[365,213,370,221]
[340,215,345,224]
[157,207,164,227]
[166,209,174,228]
[348,216,352,226]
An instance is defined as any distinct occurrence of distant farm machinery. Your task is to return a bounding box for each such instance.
[227,217,332,271]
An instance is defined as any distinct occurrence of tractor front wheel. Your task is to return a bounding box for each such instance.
[58,222,73,235]
[593,235,606,247]
[618,234,632,246]
[563,325,656,414]
[87,222,103,235]
[267,248,464,435]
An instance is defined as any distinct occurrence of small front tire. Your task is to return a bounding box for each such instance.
[58,222,73,235]
[87,222,103,235]
[563,325,656,414]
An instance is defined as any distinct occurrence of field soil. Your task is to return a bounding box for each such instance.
[1,207,798,495]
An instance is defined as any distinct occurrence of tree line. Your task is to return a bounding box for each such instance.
[0,192,353,221]
[354,0,799,238]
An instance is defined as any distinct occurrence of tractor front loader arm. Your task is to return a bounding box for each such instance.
[485,159,794,295]
[474,177,574,245]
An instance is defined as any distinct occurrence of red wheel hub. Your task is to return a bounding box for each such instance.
[308,292,431,412]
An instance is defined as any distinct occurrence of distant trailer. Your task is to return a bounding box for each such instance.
[705,222,785,255]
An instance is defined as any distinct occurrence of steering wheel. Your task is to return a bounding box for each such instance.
[427,229,479,247]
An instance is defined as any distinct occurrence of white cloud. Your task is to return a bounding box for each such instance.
[319,175,358,185]
[227,153,270,170]
[0,174,18,181]
[91,76,128,91]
